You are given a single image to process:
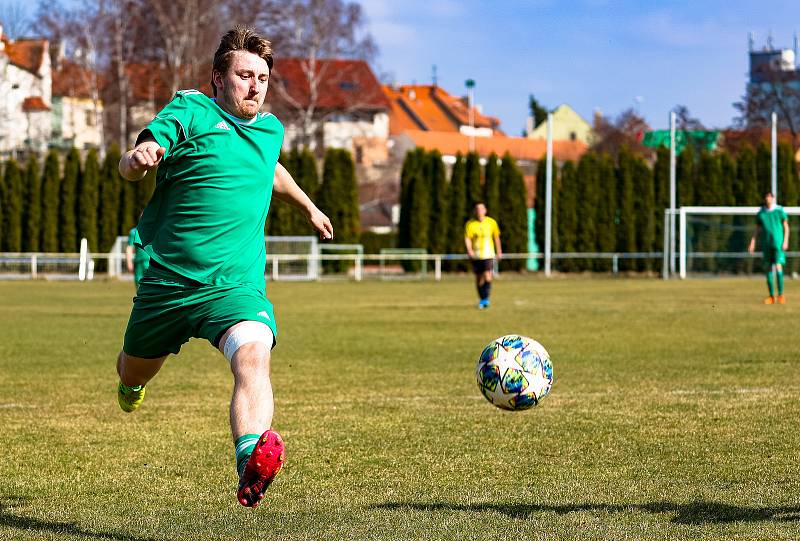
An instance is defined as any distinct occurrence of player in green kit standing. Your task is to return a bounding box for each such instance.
[116,26,333,508]
[125,226,150,290]
[749,191,790,304]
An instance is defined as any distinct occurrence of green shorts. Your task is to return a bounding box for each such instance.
[762,246,786,271]
[123,263,277,359]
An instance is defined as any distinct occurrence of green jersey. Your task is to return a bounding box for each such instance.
[127,227,150,264]
[757,205,788,249]
[136,90,283,289]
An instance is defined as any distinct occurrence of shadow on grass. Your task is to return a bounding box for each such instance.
[0,497,160,541]
[373,501,800,525]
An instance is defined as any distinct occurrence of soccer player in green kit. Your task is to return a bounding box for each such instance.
[749,191,790,304]
[116,26,333,508]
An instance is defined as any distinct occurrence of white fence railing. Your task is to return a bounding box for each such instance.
[1,250,794,282]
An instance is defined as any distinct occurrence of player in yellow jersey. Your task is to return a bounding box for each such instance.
[464,203,502,309]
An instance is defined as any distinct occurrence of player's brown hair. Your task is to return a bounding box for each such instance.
[211,25,273,96]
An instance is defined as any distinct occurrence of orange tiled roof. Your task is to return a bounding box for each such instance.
[4,38,47,75]
[53,59,104,98]
[268,58,389,112]
[404,130,587,162]
[383,84,501,135]
[22,96,50,112]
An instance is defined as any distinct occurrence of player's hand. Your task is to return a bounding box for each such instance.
[306,206,333,240]
[496,250,503,260]
[747,240,755,254]
[783,241,789,251]
[126,142,165,176]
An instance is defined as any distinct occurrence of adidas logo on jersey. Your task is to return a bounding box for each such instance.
[215,121,230,131]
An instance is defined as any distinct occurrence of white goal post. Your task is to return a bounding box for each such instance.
[667,206,800,279]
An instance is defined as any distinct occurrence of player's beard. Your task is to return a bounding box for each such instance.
[222,86,261,120]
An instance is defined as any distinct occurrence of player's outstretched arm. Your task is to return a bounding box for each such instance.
[273,163,334,240]
[119,137,166,181]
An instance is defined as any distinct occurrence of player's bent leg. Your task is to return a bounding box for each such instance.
[218,321,283,507]
[116,351,167,413]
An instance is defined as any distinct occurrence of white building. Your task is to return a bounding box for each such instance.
[0,25,52,155]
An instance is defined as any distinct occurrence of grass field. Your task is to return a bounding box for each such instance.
[0,276,799,540]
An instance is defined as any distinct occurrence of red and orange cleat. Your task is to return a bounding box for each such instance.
[763,296,775,305]
[776,294,786,304]
[237,430,285,508]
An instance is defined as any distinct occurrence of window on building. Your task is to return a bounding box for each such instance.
[355,145,364,164]
[86,111,95,126]
[339,81,358,91]
[569,131,577,141]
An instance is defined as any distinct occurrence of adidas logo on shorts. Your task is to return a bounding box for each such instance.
[215,121,230,131]
[257,311,271,321]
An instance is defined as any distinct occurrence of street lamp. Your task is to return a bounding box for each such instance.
[465,79,475,152]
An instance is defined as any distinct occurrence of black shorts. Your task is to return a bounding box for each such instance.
[471,258,494,275]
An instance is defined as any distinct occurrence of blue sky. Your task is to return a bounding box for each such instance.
[361,0,800,134]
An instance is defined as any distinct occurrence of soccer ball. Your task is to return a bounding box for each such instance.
[476,335,553,411]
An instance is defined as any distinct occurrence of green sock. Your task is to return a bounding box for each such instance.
[766,271,775,297]
[235,434,260,477]
[777,269,784,295]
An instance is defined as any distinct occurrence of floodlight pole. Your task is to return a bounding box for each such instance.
[466,79,476,153]
[669,111,677,277]
[544,112,553,277]
[771,111,778,200]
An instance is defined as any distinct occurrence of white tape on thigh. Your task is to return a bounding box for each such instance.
[222,321,274,362]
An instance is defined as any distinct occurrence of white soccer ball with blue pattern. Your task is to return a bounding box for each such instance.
[476,335,553,411]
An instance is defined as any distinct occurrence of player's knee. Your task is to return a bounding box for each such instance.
[222,321,274,365]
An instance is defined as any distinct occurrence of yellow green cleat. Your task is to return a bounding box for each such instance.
[117,382,146,413]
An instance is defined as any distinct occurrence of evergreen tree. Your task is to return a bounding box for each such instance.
[778,142,799,206]
[2,159,23,252]
[464,151,482,209]
[734,145,760,273]
[755,142,772,196]
[317,149,359,244]
[716,151,739,273]
[446,153,468,268]
[78,149,100,251]
[41,151,61,252]
[287,147,320,235]
[719,151,737,206]
[483,153,501,222]
[118,173,137,236]
[59,148,81,252]
[616,147,637,270]
[267,151,297,236]
[736,145,760,205]
[534,155,547,257]
[556,160,578,272]
[653,146,670,254]
[677,144,696,206]
[633,155,656,270]
[575,152,599,271]
[498,153,528,271]
[398,148,426,250]
[594,153,617,271]
[427,150,449,254]
[23,155,41,252]
[99,146,122,251]
[407,165,429,254]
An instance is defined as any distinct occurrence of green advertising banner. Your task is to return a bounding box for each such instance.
[642,130,720,155]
